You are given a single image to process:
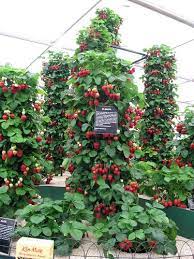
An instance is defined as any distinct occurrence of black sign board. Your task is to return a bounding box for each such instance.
[0,217,16,255]
[94,106,118,134]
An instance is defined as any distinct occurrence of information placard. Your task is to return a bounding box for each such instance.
[94,106,118,134]
[0,217,16,255]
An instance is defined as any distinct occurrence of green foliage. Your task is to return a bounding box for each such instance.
[130,161,194,202]
[15,192,93,255]
[91,192,177,254]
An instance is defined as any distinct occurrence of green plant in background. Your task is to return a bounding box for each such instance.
[0,66,48,217]
[130,161,194,207]
[174,106,194,167]
[42,51,70,176]
[15,192,93,256]
[140,45,178,164]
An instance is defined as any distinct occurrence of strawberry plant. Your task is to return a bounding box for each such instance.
[130,161,194,206]
[174,107,194,167]
[91,191,177,255]
[42,51,70,174]
[140,45,178,164]
[0,66,46,217]
[15,192,93,256]
[76,8,122,53]
[61,8,177,255]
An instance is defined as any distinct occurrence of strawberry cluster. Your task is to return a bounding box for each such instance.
[91,163,121,182]
[0,81,28,94]
[118,239,133,251]
[124,181,139,193]
[1,148,23,160]
[123,105,143,128]
[68,163,75,173]
[79,42,88,52]
[49,65,60,71]
[94,202,117,218]
[4,177,24,188]
[84,88,100,106]
[77,69,90,77]
[161,198,187,208]
[176,123,187,134]
[101,84,120,101]
[65,112,78,120]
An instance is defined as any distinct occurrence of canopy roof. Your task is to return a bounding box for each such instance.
[0,0,193,112]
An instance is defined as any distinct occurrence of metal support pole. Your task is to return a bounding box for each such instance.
[128,0,194,28]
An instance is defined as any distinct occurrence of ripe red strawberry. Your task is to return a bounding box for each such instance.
[93,142,100,150]
[7,150,14,159]
[20,164,27,172]
[95,213,101,219]
[168,200,173,207]
[18,182,23,188]
[190,143,194,150]
[2,153,7,160]
[0,81,5,87]
[2,114,8,120]
[2,86,8,92]
[17,149,23,158]
[10,113,15,119]
[149,240,157,248]
[0,134,4,142]
[36,136,42,142]
[21,114,27,121]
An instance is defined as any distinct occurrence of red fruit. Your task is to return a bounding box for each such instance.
[77,188,84,193]
[168,200,173,207]
[94,99,99,106]
[190,143,194,150]
[18,182,23,188]
[173,199,181,206]
[21,114,27,121]
[95,213,101,219]
[0,81,5,87]
[7,150,14,159]
[164,202,169,208]
[17,149,23,158]
[36,136,42,142]
[119,242,126,250]
[93,142,100,150]
[20,164,27,172]
[0,134,4,142]
[5,180,10,186]
[180,204,187,209]
[2,114,8,120]
[149,240,157,248]
[2,86,8,92]
[2,153,7,160]
[108,174,113,182]
[10,113,15,119]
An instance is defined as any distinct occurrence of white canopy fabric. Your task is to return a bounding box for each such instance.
[0,0,193,112]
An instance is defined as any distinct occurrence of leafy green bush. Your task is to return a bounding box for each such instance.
[91,191,177,255]
[15,192,93,255]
